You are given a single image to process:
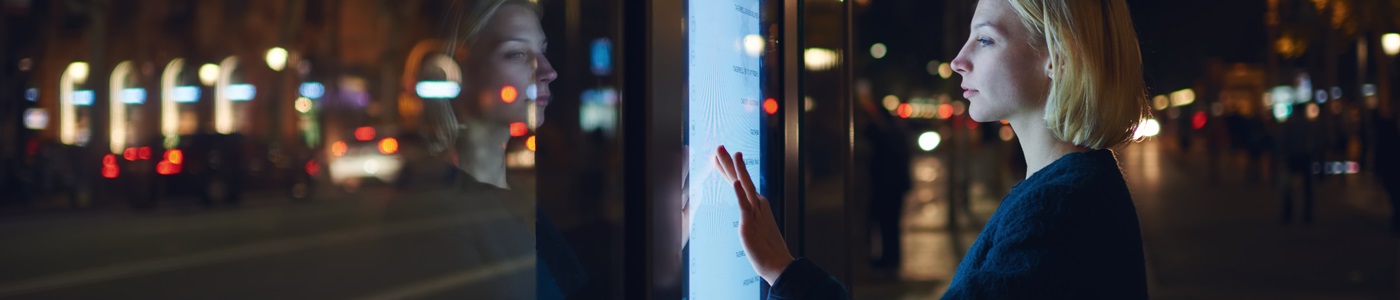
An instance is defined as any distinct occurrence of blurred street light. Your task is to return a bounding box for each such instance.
[1133,118,1160,139]
[1270,85,1294,105]
[882,95,900,111]
[295,97,313,113]
[897,103,912,119]
[199,64,220,86]
[1170,88,1195,107]
[266,47,289,72]
[918,131,942,151]
[743,34,765,57]
[416,81,461,99]
[804,48,839,71]
[938,62,953,79]
[1383,33,1400,57]
[1152,95,1169,110]
[299,82,325,99]
[870,43,887,59]
[67,62,89,84]
[1273,103,1292,122]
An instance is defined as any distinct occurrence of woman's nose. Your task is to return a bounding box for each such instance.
[535,54,558,84]
[951,54,971,75]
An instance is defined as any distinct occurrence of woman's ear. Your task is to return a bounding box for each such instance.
[1042,54,1054,80]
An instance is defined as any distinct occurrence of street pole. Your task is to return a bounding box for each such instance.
[1382,32,1399,117]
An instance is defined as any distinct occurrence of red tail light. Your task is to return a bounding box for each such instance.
[509,122,528,137]
[102,154,119,178]
[157,161,181,175]
[138,147,151,160]
[158,149,184,175]
[1192,111,1208,130]
[355,127,376,141]
[123,148,137,161]
[305,160,320,177]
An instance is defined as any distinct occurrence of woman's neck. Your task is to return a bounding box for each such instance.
[455,117,511,189]
[1009,113,1088,179]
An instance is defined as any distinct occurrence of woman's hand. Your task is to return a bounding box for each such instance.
[713,145,794,286]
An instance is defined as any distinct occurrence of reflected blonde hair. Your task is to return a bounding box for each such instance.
[445,0,543,56]
[1007,0,1148,149]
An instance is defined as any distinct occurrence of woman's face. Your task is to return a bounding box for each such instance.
[950,0,1051,123]
[464,4,558,127]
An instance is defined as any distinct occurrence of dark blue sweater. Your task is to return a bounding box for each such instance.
[767,149,1147,299]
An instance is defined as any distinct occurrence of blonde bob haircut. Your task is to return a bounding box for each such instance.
[1007,0,1149,149]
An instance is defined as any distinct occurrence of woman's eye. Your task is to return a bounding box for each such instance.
[506,52,527,60]
[977,37,994,47]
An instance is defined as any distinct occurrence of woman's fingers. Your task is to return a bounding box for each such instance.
[717,146,764,216]
[713,155,733,184]
[733,152,760,210]
[733,181,752,213]
[715,146,737,183]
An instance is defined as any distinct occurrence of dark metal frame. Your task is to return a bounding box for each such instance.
[621,0,804,298]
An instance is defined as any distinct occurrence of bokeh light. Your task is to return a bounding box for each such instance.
[917,131,941,151]
[870,43,887,59]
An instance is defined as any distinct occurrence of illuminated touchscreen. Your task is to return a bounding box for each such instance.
[685,0,766,298]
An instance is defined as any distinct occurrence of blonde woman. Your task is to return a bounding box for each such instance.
[715,0,1150,298]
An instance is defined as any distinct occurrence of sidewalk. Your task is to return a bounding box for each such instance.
[1121,140,1398,300]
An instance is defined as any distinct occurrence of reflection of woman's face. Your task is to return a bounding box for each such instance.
[464,4,557,127]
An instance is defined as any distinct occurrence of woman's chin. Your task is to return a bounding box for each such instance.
[966,107,997,123]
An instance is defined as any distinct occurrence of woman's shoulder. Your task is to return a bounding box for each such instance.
[1031,149,1126,190]
[1006,149,1133,216]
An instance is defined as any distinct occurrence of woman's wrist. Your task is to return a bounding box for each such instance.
[761,255,796,285]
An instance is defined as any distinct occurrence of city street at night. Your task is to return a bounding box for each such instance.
[4,0,1400,299]
[0,176,541,300]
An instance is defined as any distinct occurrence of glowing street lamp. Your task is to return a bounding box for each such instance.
[266,47,289,72]
[1383,33,1400,57]
[870,43,887,59]
[918,131,941,151]
[198,64,220,86]
[67,62,89,84]
[1381,33,1400,114]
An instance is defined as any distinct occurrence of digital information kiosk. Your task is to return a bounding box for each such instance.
[633,0,800,298]
[684,0,768,299]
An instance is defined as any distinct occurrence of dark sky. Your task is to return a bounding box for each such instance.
[1129,0,1269,92]
[856,0,1269,96]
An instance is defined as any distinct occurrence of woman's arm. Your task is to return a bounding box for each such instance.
[767,257,848,300]
[714,146,849,300]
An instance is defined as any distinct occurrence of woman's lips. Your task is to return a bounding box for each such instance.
[963,89,979,98]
